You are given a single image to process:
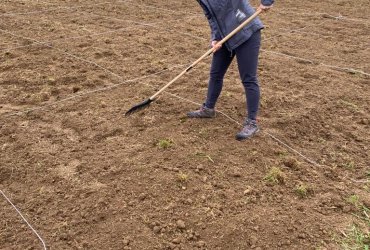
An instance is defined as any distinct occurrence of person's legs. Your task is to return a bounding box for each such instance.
[235,30,261,121]
[187,45,234,118]
[234,31,261,140]
[204,46,234,109]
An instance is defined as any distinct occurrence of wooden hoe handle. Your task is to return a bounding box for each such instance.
[150,8,262,100]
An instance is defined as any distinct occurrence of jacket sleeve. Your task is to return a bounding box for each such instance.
[198,1,222,41]
[261,0,274,6]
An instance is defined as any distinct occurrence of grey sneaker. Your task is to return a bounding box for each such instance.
[187,105,216,118]
[236,119,260,140]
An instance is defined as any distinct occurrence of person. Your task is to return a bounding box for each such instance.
[188,0,274,140]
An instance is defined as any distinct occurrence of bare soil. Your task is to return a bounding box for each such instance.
[0,0,369,249]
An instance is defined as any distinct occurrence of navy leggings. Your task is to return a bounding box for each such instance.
[205,30,261,120]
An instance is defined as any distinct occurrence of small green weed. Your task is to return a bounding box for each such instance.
[264,167,285,184]
[338,196,370,250]
[277,151,289,158]
[295,183,310,198]
[339,224,370,250]
[338,99,360,112]
[347,195,361,208]
[195,152,214,163]
[340,160,356,170]
[157,139,173,149]
[177,172,189,183]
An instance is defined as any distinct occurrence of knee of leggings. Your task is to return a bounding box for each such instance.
[242,79,259,89]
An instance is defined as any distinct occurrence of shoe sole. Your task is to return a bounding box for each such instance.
[235,128,260,141]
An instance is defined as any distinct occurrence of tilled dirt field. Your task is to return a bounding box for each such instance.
[0,0,369,249]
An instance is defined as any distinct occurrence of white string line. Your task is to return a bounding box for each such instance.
[0,190,47,250]
[0,26,143,52]
[0,4,367,116]
[0,1,113,17]
[0,27,320,167]
[0,28,139,81]
[42,6,370,77]
[80,14,370,76]
[1,11,362,54]
[0,5,367,119]
[120,0,199,15]
[263,19,330,42]
[0,14,201,53]
[0,4,360,166]
[0,28,321,167]
[0,0,188,18]
[1,1,365,52]
[261,50,370,76]
[2,64,186,117]
[162,91,321,167]
[123,0,370,24]
[70,5,369,77]
[121,0,370,24]
[2,0,368,26]
[277,10,370,24]
[157,23,370,76]
[0,0,369,26]
[80,12,204,40]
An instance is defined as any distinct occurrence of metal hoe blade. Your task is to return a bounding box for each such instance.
[125,98,153,116]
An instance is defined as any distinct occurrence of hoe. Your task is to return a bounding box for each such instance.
[125,8,262,116]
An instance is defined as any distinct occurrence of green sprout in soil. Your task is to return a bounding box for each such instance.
[264,167,285,184]
[339,224,370,250]
[177,172,189,183]
[338,196,370,250]
[347,195,361,208]
[277,151,289,158]
[338,99,360,112]
[157,139,173,149]
[340,161,356,170]
[195,152,214,163]
[295,183,310,198]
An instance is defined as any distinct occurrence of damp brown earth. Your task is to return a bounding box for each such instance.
[0,0,369,249]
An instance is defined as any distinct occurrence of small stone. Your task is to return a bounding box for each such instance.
[100,101,107,108]
[250,235,258,245]
[168,243,176,249]
[186,198,193,204]
[149,222,156,229]
[298,233,306,239]
[153,226,161,234]
[244,186,253,195]
[197,241,206,247]
[138,193,147,201]
[172,238,181,244]
[343,206,351,213]
[122,239,129,246]
[176,220,186,229]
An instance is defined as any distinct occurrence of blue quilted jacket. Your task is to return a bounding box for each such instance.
[198,0,274,50]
